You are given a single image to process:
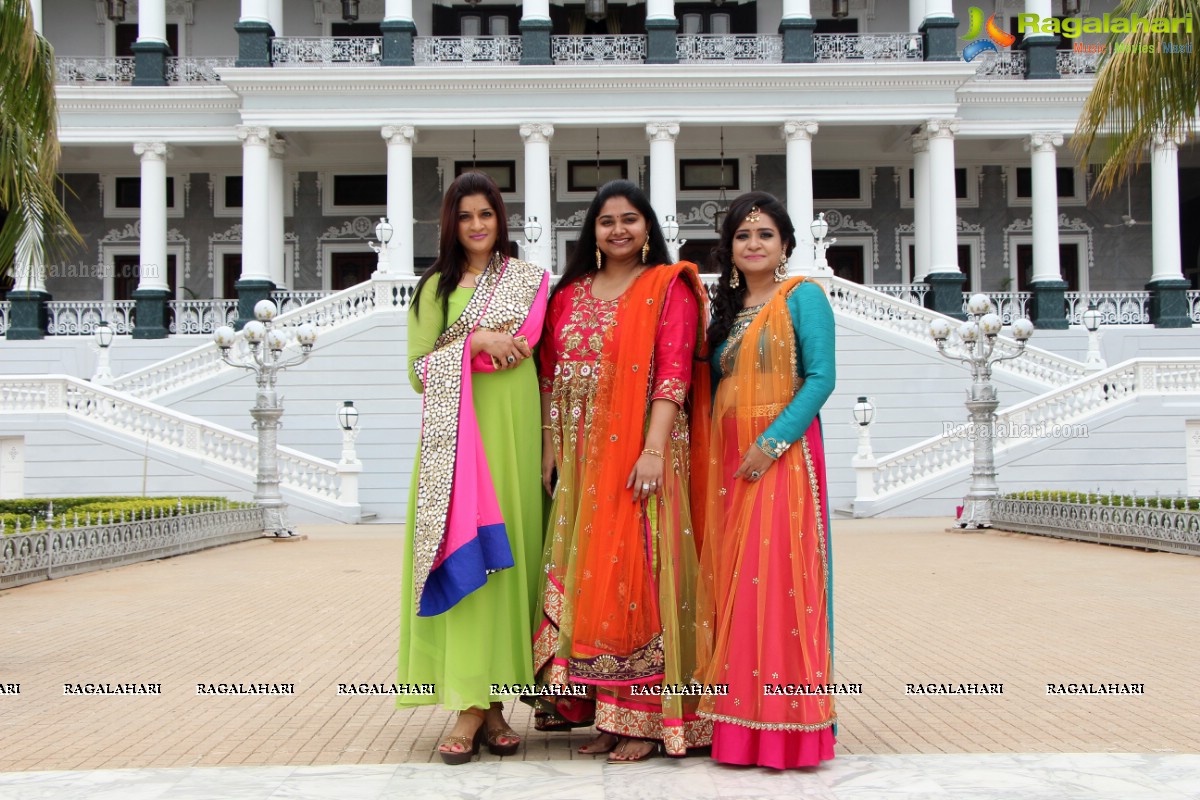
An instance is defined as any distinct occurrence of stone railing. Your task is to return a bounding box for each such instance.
[413,36,523,65]
[973,50,1026,79]
[552,35,646,64]
[168,300,238,335]
[965,292,1032,325]
[813,33,922,61]
[868,283,929,306]
[112,278,414,400]
[45,301,137,336]
[1064,291,1151,325]
[1190,291,1200,324]
[1,505,265,589]
[865,358,1200,502]
[1056,50,1102,77]
[55,56,137,84]
[271,37,382,67]
[166,57,235,83]
[825,278,1090,388]
[0,375,354,508]
[272,290,333,314]
[676,34,782,63]
[0,302,10,334]
[993,496,1200,556]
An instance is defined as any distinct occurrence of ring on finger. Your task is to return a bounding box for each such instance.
[750,470,761,480]
[641,483,650,492]
[506,355,516,364]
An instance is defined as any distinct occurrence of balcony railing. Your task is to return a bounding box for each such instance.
[676,34,782,63]
[56,57,136,84]
[1065,291,1151,325]
[963,291,1032,325]
[813,33,923,61]
[271,37,382,67]
[168,300,239,335]
[165,57,234,83]
[1056,50,1102,76]
[973,50,1027,79]
[273,290,333,314]
[413,36,523,65]
[45,301,137,336]
[552,35,646,64]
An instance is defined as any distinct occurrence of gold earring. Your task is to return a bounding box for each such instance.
[641,239,650,264]
[775,254,789,282]
[595,248,603,270]
[729,268,740,289]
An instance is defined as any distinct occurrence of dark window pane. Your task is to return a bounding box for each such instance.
[954,168,967,198]
[568,160,627,193]
[1016,167,1033,198]
[330,22,382,36]
[680,159,739,192]
[224,176,243,208]
[454,161,516,193]
[114,176,174,208]
[1016,166,1075,198]
[333,174,387,207]
[813,169,861,200]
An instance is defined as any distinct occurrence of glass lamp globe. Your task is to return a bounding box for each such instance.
[966,293,993,316]
[1011,318,1035,341]
[979,313,1003,337]
[213,325,236,349]
[243,320,267,343]
[957,321,980,342]
[266,329,288,352]
[929,318,953,341]
[295,323,317,347]
[254,299,278,322]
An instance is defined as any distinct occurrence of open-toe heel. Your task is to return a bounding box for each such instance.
[485,703,521,756]
[439,708,485,766]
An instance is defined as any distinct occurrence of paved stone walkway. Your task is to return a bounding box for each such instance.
[0,519,1196,776]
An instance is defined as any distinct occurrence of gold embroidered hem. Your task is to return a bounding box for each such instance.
[698,710,836,732]
[570,633,665,684]
[596,696,714,755]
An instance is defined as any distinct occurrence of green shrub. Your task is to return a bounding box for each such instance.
[1,497,250,535]
[1004,490,1198,511]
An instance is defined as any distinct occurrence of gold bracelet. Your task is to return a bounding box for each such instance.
[641,448,664,459]
[541,425,553,432]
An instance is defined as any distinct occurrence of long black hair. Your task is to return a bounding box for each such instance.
[412,171,511,319]
[705,191,796,352]
[552,179,672,301]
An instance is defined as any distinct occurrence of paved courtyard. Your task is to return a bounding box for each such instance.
[0,518,1197,797]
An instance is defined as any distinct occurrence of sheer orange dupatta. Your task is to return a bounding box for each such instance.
[568,262,708,683]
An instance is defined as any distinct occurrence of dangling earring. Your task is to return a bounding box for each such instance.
[641,239,650,264]
[595,248,603,271]
[775,254,789,282]
[729,268,741,289]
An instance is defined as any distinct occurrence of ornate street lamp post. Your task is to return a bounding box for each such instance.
[1082,302,1106,371]
[369,217,394,276]
[214,300,317,538]
[929,294,1034,529]
[851,395,877,505]
[810,213,835,278]
[92,321,115,387]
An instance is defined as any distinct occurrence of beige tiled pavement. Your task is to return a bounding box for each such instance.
[0,518,1197,773]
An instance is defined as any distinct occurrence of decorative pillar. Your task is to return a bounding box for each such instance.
[7,219,50,340]
[1022,0,1060,79]
[236,0,274,67]
[912,133,931,283]
[132,142,172,339]
[30,0,42,35]
[646,123,680,258]
[520,123,554,271]
[236,126,275,328]
[1148,131,1191,328]
[1027,132,1067,329]
[382,125,417,276]
[268,135,287,289]
[132,0,169,86]
[382,0,416,66]
[780,0,816,63]
[909,0,925,35]
[920,0,958,62]
[782,121,818,275]
[268,0,283,36]
[519,0,552,66]
[923,120,965,318]
[646,0,678,65]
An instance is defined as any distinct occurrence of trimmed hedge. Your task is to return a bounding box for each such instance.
[1,497,250,534]
[1005,491,1199,511]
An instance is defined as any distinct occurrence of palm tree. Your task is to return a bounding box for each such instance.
[0,0,79,289]
[1075,0,1200,196]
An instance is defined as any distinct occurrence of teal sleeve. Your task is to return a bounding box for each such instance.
[757,281,836,455]
[407,276,447,394]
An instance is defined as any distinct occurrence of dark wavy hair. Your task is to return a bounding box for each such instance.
[552,179,672,301]
[705,191,796,352]
[412,171,511,318]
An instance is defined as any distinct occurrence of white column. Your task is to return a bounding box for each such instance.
[924,0,954,20]
[520,123,554,271]
[268,136,287,288]
[1028,132,1064,284]
[138,0,167,45]
[925,120,960,276]
[646,122,680,258]
[236,126,272,284]
[909,0,926,33]
[1150,131,1185,283]
[381,125,417,277]
[912,133,931,282]
[134,142,171,293]
[521,0,550,20]
[782,121,818,276]
[239,0,270,25]
[782,0,812,18]
[268,0,283,36]
[647,0,675,20]
[30,0,43,35]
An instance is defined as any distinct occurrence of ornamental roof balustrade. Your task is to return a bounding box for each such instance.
[271,37,382,67]
[165,57,235,83]
[813,33,923,62]
[973,50,1027,79]
[413,36,523,65]
[55,57,137,84]
[676,34,783,64]
[551,35,646,64]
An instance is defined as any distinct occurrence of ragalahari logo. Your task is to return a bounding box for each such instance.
[961,7,1016,62]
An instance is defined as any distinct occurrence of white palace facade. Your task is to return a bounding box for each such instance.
[1,0,1198,523]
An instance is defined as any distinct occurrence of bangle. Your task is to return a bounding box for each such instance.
[641,448,664,459]
[756,436,790,460]
[541,425,553,432]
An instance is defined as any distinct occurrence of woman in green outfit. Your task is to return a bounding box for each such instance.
[399,171,549,764]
